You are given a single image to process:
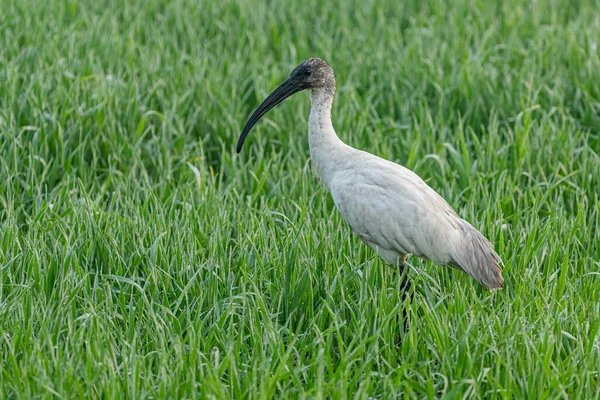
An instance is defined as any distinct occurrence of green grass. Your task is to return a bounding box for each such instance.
[1,0,599,398]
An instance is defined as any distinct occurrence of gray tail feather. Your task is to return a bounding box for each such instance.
[451,220,504,289]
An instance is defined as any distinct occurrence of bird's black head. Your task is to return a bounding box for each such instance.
[288,58,336,94]
[236,58,335,153]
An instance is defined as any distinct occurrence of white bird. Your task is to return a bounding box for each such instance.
[237,58,504,291]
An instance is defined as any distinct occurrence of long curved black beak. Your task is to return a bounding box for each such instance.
[236,76,306,153]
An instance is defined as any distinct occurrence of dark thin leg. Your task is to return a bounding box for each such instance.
[397,257,413,344]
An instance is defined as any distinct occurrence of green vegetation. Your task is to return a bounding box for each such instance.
[1,0,599,397]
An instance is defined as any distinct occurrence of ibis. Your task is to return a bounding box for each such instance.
[237,58,504,293]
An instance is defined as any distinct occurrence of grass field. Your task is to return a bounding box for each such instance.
[1,0,600,398]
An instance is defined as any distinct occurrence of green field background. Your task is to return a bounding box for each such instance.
[1,0,599,398]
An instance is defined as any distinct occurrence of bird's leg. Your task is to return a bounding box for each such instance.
[398,255,411,300]
[397,255,412,338]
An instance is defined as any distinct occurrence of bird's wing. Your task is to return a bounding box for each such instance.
[328,153,503,289]
[329,158,461,265]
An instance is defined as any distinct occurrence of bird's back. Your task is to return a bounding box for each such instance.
[327,148,503,289]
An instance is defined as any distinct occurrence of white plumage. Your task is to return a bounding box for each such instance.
[237,58,504,290]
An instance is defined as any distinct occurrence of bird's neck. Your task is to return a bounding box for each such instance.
[308,88,346,188]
